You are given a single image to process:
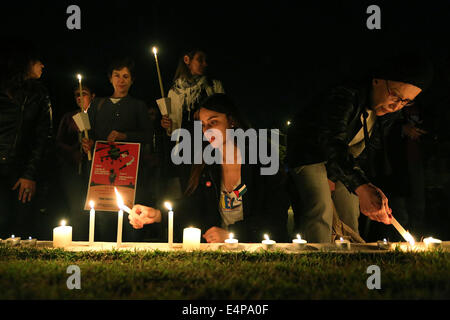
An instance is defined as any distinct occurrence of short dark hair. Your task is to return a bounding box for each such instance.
[108,57,135,80]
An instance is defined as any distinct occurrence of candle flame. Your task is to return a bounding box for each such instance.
[383,238,387,243]
[11,234,15,238]
[297,234,302,240]
[29,236,32,240]
[287,121,291,126]
[114,187,124,209]
[77,74,82,81]
[229,233,234,240]
[152,47,158,55]
[164,201,172,211]
[89,200,95,209]
[264,234,270,241]
[340,237,344,241]
[61,220,66,227]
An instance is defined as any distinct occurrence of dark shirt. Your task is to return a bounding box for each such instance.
[56,109,83,168]
[158,161,290,243]
[88,95,152,143]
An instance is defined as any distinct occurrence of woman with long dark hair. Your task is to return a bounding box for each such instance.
[129,93,289,243]
[0,40,52,238]
[161,48,225,195]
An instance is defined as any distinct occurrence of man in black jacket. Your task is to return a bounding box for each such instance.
[287,56,433,243]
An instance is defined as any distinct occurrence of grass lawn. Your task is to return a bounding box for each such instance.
[0,247,449,300]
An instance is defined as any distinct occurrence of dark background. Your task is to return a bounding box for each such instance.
[2,0,450,128]
[1,0,450,241]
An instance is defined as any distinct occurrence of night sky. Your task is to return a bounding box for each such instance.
[2,0,450,129]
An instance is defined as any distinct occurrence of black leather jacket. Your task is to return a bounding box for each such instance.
[0,80,52,181]
[287,80,400,193]
[159,161,290,243]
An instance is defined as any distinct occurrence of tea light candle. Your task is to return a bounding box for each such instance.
[225,233,239,249]
[262,234,276,250]
[53,220,72,248]
[164,201,174,247]
[423,237,442,249]
[335,237,350,250]
[292,234,307,249]
[21,236,37,247]
[89,200,95,245]
[6,235,21,246]
[183,227,201,251]
[377,238,390,250]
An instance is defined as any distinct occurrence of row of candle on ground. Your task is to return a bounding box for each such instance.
[51,218,443,250]
[0,235,37,246]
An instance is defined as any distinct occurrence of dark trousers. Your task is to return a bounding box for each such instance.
[0,164,37,239]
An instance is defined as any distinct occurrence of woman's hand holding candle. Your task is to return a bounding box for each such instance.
[81,138,94,154]
[203,227,229,243]
[128,205,161,229]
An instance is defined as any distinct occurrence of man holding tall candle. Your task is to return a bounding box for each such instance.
[287,55,433,243]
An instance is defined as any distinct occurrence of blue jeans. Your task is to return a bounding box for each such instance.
[289,162,360,243]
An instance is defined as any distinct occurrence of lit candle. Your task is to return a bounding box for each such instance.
[114,187,132,214]
[225,233,239,249]
[89,200,95,245]
[53,220,72,248]
[114,188,126,247]
[335,237,350,250]
[292,234,307,250]
[152,47,165,98]
[6,234,21,246]
[423,237,442,249]
[391,217,415,246]
[262,234,276,250]
[183,227,201,251]
[21,236,37,247]
[76,74,92,161]
[377,238,390,250]
[77,74,85,112]
[164,201,174,247]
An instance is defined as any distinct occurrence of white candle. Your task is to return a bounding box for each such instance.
[183,227,201,251]
[114,187,128,247]
[262,234,276,250]
[77,74,85,111]
[377,238,390,250]
[89,200,95,245]
[152,47,165,98]
[424,237,442,249]
[164,201,174,247]
[53,220,72,248]
[117,209,123,247]
[292,234,307,249]
[335,237,350,250]
[21,236,37,247]
[6,234,21,246]
[225,233,239,249]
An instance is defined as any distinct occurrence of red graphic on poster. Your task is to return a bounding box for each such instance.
[84,141,140,211]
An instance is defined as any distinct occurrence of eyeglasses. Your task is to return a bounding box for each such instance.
[385,80,414,107]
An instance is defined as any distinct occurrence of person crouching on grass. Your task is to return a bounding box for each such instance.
[286,55,433,243]
[128,93,290,243]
